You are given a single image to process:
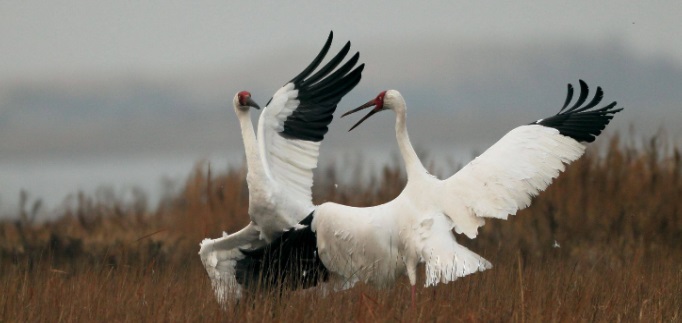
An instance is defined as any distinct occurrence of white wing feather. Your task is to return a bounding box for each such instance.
[198,222,263,303]
[416,215,492,286]
[258,83,318,214]
[442,125,585,238]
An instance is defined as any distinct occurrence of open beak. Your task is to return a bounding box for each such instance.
[342,99,381,131]
[245,96,261,109]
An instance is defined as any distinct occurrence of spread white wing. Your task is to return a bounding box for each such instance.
[258,31,364,214]
[440,80,621,238]
[198,222,263,303]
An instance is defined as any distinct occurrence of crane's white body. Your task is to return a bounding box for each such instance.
[312,90,586,289]
[198,88,318,301]
[198,32,364,303]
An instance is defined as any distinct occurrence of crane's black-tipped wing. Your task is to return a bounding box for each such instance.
[235,213,328,291]
[442,80,622,235]
[280,45,364,142]
[263,31,364,142]
[533,79,622,143]
[258,32,365,213]
[288,32,334,85]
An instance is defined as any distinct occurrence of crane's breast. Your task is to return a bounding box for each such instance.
[313,204,406,288]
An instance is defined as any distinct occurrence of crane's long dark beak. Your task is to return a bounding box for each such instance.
[245,97,261,109]
[342,99,380,131]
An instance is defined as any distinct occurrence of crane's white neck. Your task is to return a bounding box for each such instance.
[393,101,427,179]
[235,109,265,176]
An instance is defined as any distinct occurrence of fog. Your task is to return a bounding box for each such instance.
[1,1,680,216]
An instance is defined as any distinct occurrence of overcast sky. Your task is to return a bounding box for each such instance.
[1,1,680,145]
[2,1,681,81]
[1,1,681,213]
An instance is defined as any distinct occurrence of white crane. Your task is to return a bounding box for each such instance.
[198,31,364,303]
[236,80,622,305]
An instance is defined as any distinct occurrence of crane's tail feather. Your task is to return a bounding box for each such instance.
[423,241,492,287]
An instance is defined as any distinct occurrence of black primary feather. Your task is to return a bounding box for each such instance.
[533,80,622,143]
[267,31,364,142]
[235,213,328,292]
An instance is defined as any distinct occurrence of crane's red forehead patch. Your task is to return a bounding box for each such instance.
[237,91,251,105]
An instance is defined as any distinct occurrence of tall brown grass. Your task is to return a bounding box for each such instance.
[1,134,681,322]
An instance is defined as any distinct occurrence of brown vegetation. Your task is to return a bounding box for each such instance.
[1,135,681,322]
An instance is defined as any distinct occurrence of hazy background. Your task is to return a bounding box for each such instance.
[1,1,680,217]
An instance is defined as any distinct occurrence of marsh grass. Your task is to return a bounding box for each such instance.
[1,134,681,322]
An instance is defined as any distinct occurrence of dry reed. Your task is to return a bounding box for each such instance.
[1,134,681,322]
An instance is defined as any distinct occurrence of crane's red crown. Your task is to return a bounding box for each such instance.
[237,91,252,106]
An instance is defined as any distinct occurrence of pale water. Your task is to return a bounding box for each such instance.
[0,154,236,218]
[0,146,475,219]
